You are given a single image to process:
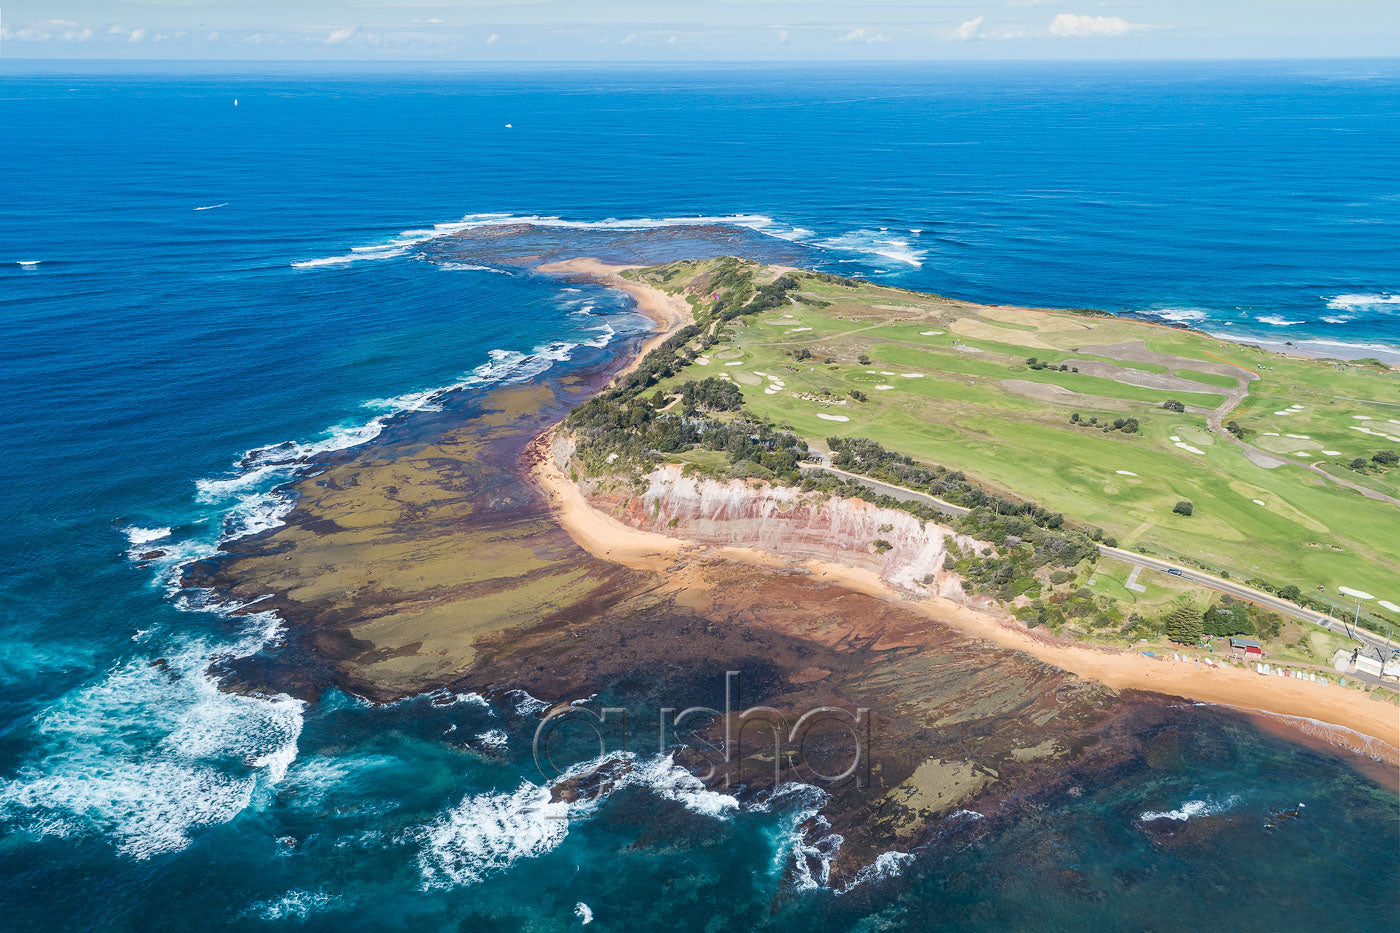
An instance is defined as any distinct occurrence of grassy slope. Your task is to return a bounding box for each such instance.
[635,260,1400,629]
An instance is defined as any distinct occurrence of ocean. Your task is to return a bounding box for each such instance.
[0,60,1397,930]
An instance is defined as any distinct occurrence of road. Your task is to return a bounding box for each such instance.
[799,458,1400,668]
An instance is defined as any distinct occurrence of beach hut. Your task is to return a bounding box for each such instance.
[1229,637,1263,659]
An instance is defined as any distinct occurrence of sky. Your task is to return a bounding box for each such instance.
[1,1,1397,61]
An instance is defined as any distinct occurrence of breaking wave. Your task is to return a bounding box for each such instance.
[416,751,738,888]
[1139,794,1241,823]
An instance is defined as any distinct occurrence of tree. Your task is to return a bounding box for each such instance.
[1173,500,1194,516]
[1349,457,1369,471]
[1162,399,1185,413]
[1373,449,1398,466]
[1164,604,1204,644]
[857,354,872,366]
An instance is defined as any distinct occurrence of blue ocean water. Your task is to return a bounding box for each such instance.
[1,61,1397,929]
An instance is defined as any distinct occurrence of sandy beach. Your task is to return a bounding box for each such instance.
[537,258,695,380]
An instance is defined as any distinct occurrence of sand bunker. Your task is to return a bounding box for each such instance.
[900,373,925,379]
[875,385,894,391]
[1170,436,1205,455]
[1379,600,1400,613]
[1253,499,1266,505]
[817,413,850,422]
[1116,470,1138,476]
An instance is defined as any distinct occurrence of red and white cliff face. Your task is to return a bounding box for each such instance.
[586,464,984,599]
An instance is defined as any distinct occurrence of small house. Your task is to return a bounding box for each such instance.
[1229,637,1262,659]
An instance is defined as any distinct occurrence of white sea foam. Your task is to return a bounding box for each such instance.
[1257,315,1304,327]
[1150,307,1208,324]
[1139,794,1240,823]
[244,890,342,921]
[837,850,916,894]
[1326,292,1400,311]
[575,902,594,924]
[475,729,509,751]
[418,751,737,888]
[418,781,572,888]
[504,688,551,717]
[124,525,171,548]
[290,212,805,270]
[0,614,304,859]
[819,229,925,267]
[193,202,228,211]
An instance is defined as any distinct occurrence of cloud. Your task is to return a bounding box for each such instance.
[776,28,789,44]
[1048,13,1139,38]
[485,32,500,44]
[620,33,637,45]
[326,27,356,45]
[838,27,889,44]
[952,17,984,41]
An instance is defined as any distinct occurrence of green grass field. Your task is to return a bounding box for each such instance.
[636,260,1400,628]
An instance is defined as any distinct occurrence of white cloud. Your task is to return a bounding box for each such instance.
[838,27,889,44]
[326,27,356,45]
[776,28,790,44]
[953,17,984,41]
[1048,13,1138,38]
[129,28,147,43]
[620,33,638,45]
[485,32,500,44]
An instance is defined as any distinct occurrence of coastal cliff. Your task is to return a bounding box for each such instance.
[585,461,984,599]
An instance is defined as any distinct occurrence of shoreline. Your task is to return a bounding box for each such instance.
[530,438,1400,762]
[527,260,1400,764]
[537,258,695,380]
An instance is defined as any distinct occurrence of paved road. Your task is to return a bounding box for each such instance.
[799,458,1400,666]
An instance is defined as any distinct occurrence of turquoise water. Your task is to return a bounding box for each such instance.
[0,61,1397,929]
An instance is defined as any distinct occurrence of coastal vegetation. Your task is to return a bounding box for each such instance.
[558,258,1400,659]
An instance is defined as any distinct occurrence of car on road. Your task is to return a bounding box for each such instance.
[1167,568,1184,577]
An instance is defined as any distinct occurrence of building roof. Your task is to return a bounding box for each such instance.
[1230,638,1262,649]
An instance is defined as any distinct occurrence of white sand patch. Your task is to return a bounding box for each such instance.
[1352,415,1372,420]
[1390,419,1400,426]
[1273,411,1290,416]
[1289,405,1304,410]
[1349,425,1400,441]
[1174,442,1206,455]
[920,330,944,336]
[1262,432,1280,436]
[786,326,812,332]
[724,361,743,366]
[1379,600,1400,614]
[874,385,894,391]
[764,388,778,395]
[1339,587,1374,600]
[1253,499,1266,506]
[1295,452,1311,457]
[694,356,710,366]
[1170,435,1181,442]
[1322,450,1341,456]
[783,314,794,318]
[817,413,850,422]
[1285,434,1309,439]
[879,371,896,376]
[1115,470,1138,476]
